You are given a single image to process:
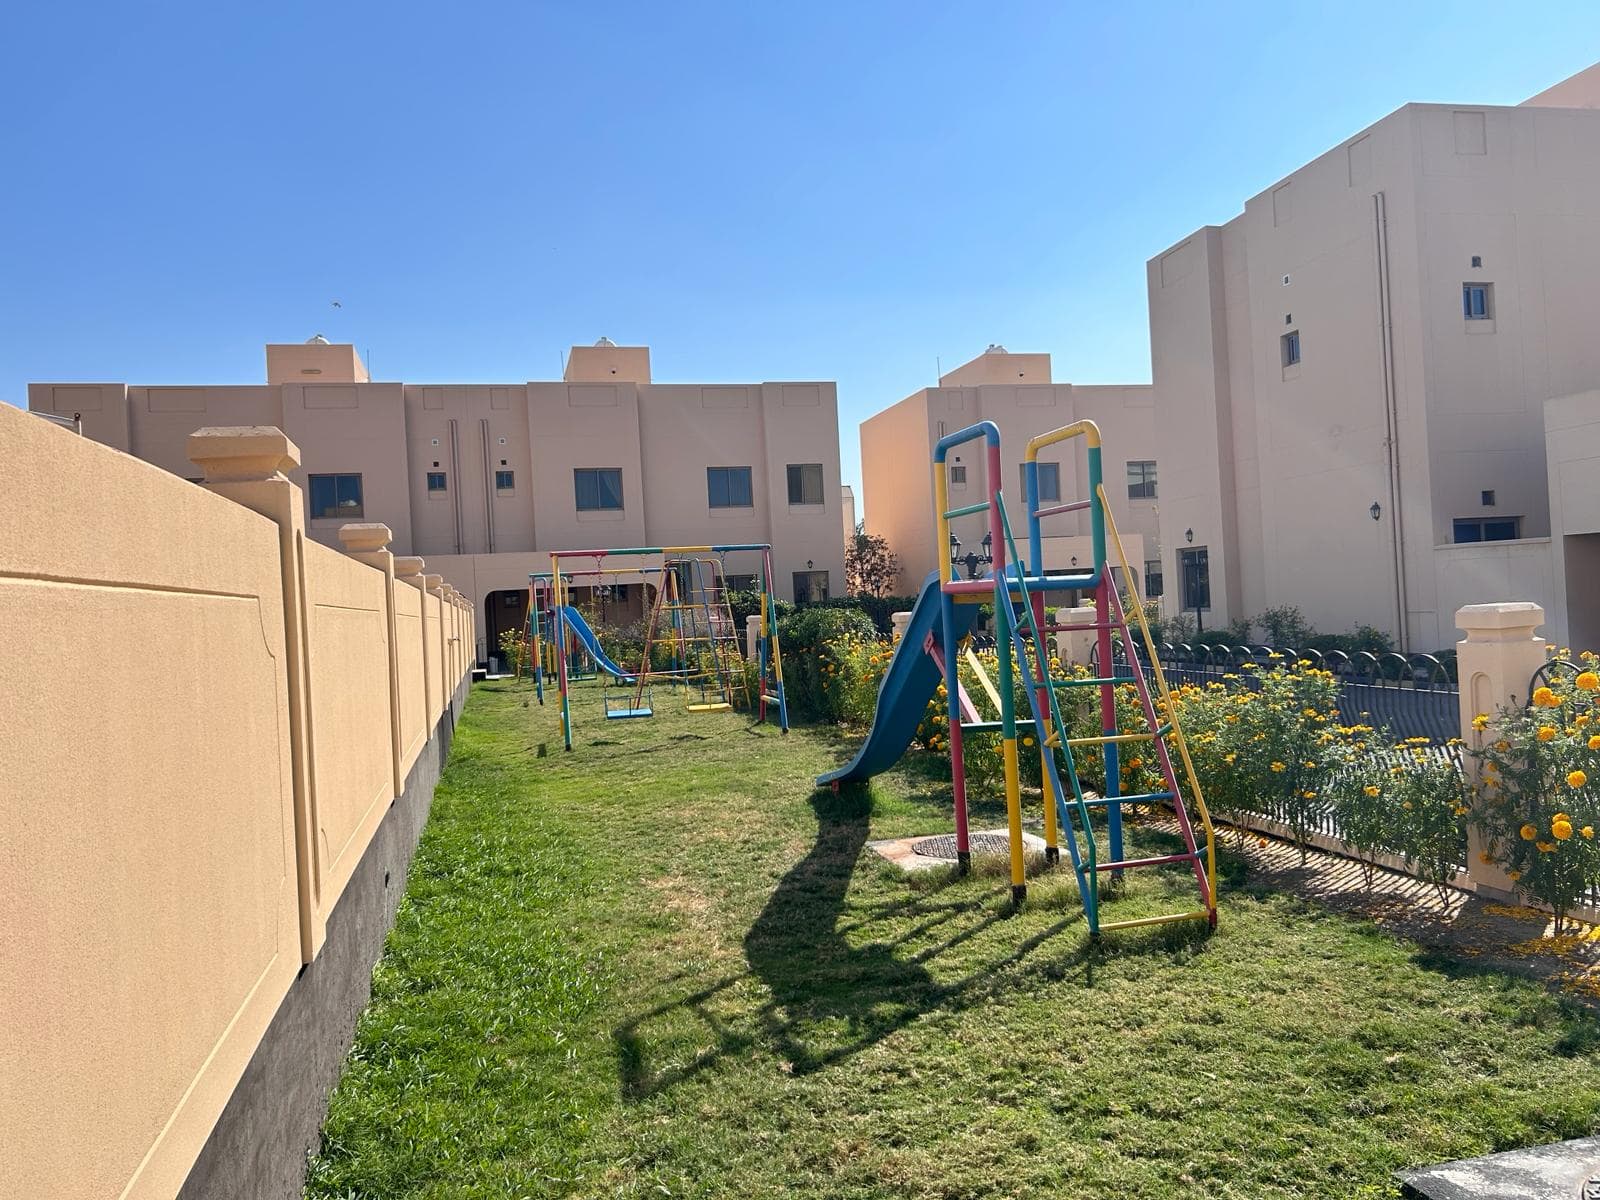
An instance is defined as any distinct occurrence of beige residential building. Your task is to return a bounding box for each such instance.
[1147,61,1600,651]
[29,338,847,659]
[860,347,1159,597]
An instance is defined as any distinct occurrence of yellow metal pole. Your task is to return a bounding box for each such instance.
[1003,735,1025,893]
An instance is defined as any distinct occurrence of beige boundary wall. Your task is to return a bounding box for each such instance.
[0,407,474,1200]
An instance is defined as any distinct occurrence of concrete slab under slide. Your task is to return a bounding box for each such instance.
[1396,1135,1600,1198]
[870,827,1048,872]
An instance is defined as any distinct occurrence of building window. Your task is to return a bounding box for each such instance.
[503,592,522,608]
[426,471,447,493]
[1144,558,1164,598]
[1179,546,1210,612]
[308,473,364,520]
[1454,517,1520,543]
[574,467,624,511]
[707,466,754,509]
[724,574,757,592]
[1463,282,1494,320]
[949,464,967,486]
[1481,489,1496,507]
[787,463,824,506]
[495,470,515,492]
[793,570,830,604]
[1127,460,1158,500]
[1018,462,1061,502]
[1281,330,1301,367]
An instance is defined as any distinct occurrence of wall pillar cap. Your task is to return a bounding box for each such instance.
[423,574,444,593]
[394,556,426,578]
[187,426,301,482]
[1456,602,1546,643]
[337,523,393,553]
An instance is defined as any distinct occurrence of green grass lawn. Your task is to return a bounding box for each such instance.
[305,680,1600,1199]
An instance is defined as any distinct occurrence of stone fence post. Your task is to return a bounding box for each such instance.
[747,614,761,661]
[395,556,433,719]
[339,523,403,799]
[891,611,913,643]
[188,425,325,963]
[1457,602,1548,900]
[1055,604,1098,668]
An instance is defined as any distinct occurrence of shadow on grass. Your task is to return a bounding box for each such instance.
[614,790,1214,1101]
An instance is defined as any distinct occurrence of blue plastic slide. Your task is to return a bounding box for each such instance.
[817,572,979,786]
[556,605,636,680]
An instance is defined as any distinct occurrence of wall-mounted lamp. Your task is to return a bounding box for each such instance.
[1369,501,1382,522]
[1070,555,1078,568]
[949,530,993,580]
[806,559,814,570]
[1185,527,1195,544]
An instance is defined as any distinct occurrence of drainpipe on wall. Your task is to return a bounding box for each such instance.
[480,418,495,554]
[1373,190,1410,652]
[448,418,463,555]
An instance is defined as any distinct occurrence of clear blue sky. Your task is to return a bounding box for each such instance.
[3,3,1596,510]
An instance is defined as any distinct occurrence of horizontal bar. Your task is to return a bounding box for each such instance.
[960,719,1039,734]
[1054,676,1136,688]
[942,500,993,519]
[942,579,993,595]
[1032,499,1092,519]
[761,694,782,703]
[1095,850,1200,872]
[1041,622,1113,633]
[1082,791,1173,807]
[1097,909,1211,933]
[549,543,773,559]
[1063,729,1160,747]
[1000,573,1100,591]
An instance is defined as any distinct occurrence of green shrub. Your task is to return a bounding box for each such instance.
[1469,660,1600,933]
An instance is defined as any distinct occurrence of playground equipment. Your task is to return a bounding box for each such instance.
[542,543,790,750]
[818,420,1216,936]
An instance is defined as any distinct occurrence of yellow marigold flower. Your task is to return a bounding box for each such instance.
[1520,823,1538,841]
[1479,851,1495,865]
[1533,686,1558,707]
[1537,841,1556,853]
[1554,817,1575,840]
[1364,785,1381,797]
[1584,826,1596,840]
[1454,806,1469,816]
[1302,790,1317,800]
[1590,735,1600,751]
[1472,713,1490,731]
[1579,671,1600,691]
[1508,870,1522,882]
[1303,760,1316,769]
[1223,753,1237,765]
[1402,800,1413,810]
[1538,726,1557,742]
[1495,740,1510,752]
[1569,770,1587,789]
[1270,761,1286,772]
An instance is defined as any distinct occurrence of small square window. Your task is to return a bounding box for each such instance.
[1454,516,1520,543]
[1018,462,1061,503]
[1281,330,1301,367]
[950,464,967,486]
[707,466,754,508]
[427,471,448,493]
[1471,255,1483,268]
[1481,489,1495,507]
[309,473,364,519]
[1144,559,1164,599]
[787,463,825,506]
[1463,282,1494,320]
[575,467,624,511]
[1127,460,1157,500]
[495,470,515,491]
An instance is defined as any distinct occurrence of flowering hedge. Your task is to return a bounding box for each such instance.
[1469,656,1600,932]
[786,632,1469,879]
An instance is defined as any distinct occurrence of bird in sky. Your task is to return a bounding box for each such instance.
[331,300,342,308]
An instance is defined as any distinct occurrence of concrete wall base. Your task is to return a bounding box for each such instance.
[176,676,470,1200]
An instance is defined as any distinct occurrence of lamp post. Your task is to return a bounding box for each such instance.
[949,530,993,581]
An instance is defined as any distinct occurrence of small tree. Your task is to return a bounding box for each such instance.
[845,523,900,598]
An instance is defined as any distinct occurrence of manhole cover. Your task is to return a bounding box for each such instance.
[911,832,1012,859]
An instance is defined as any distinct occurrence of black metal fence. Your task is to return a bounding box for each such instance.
[1092,641,1462,745]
